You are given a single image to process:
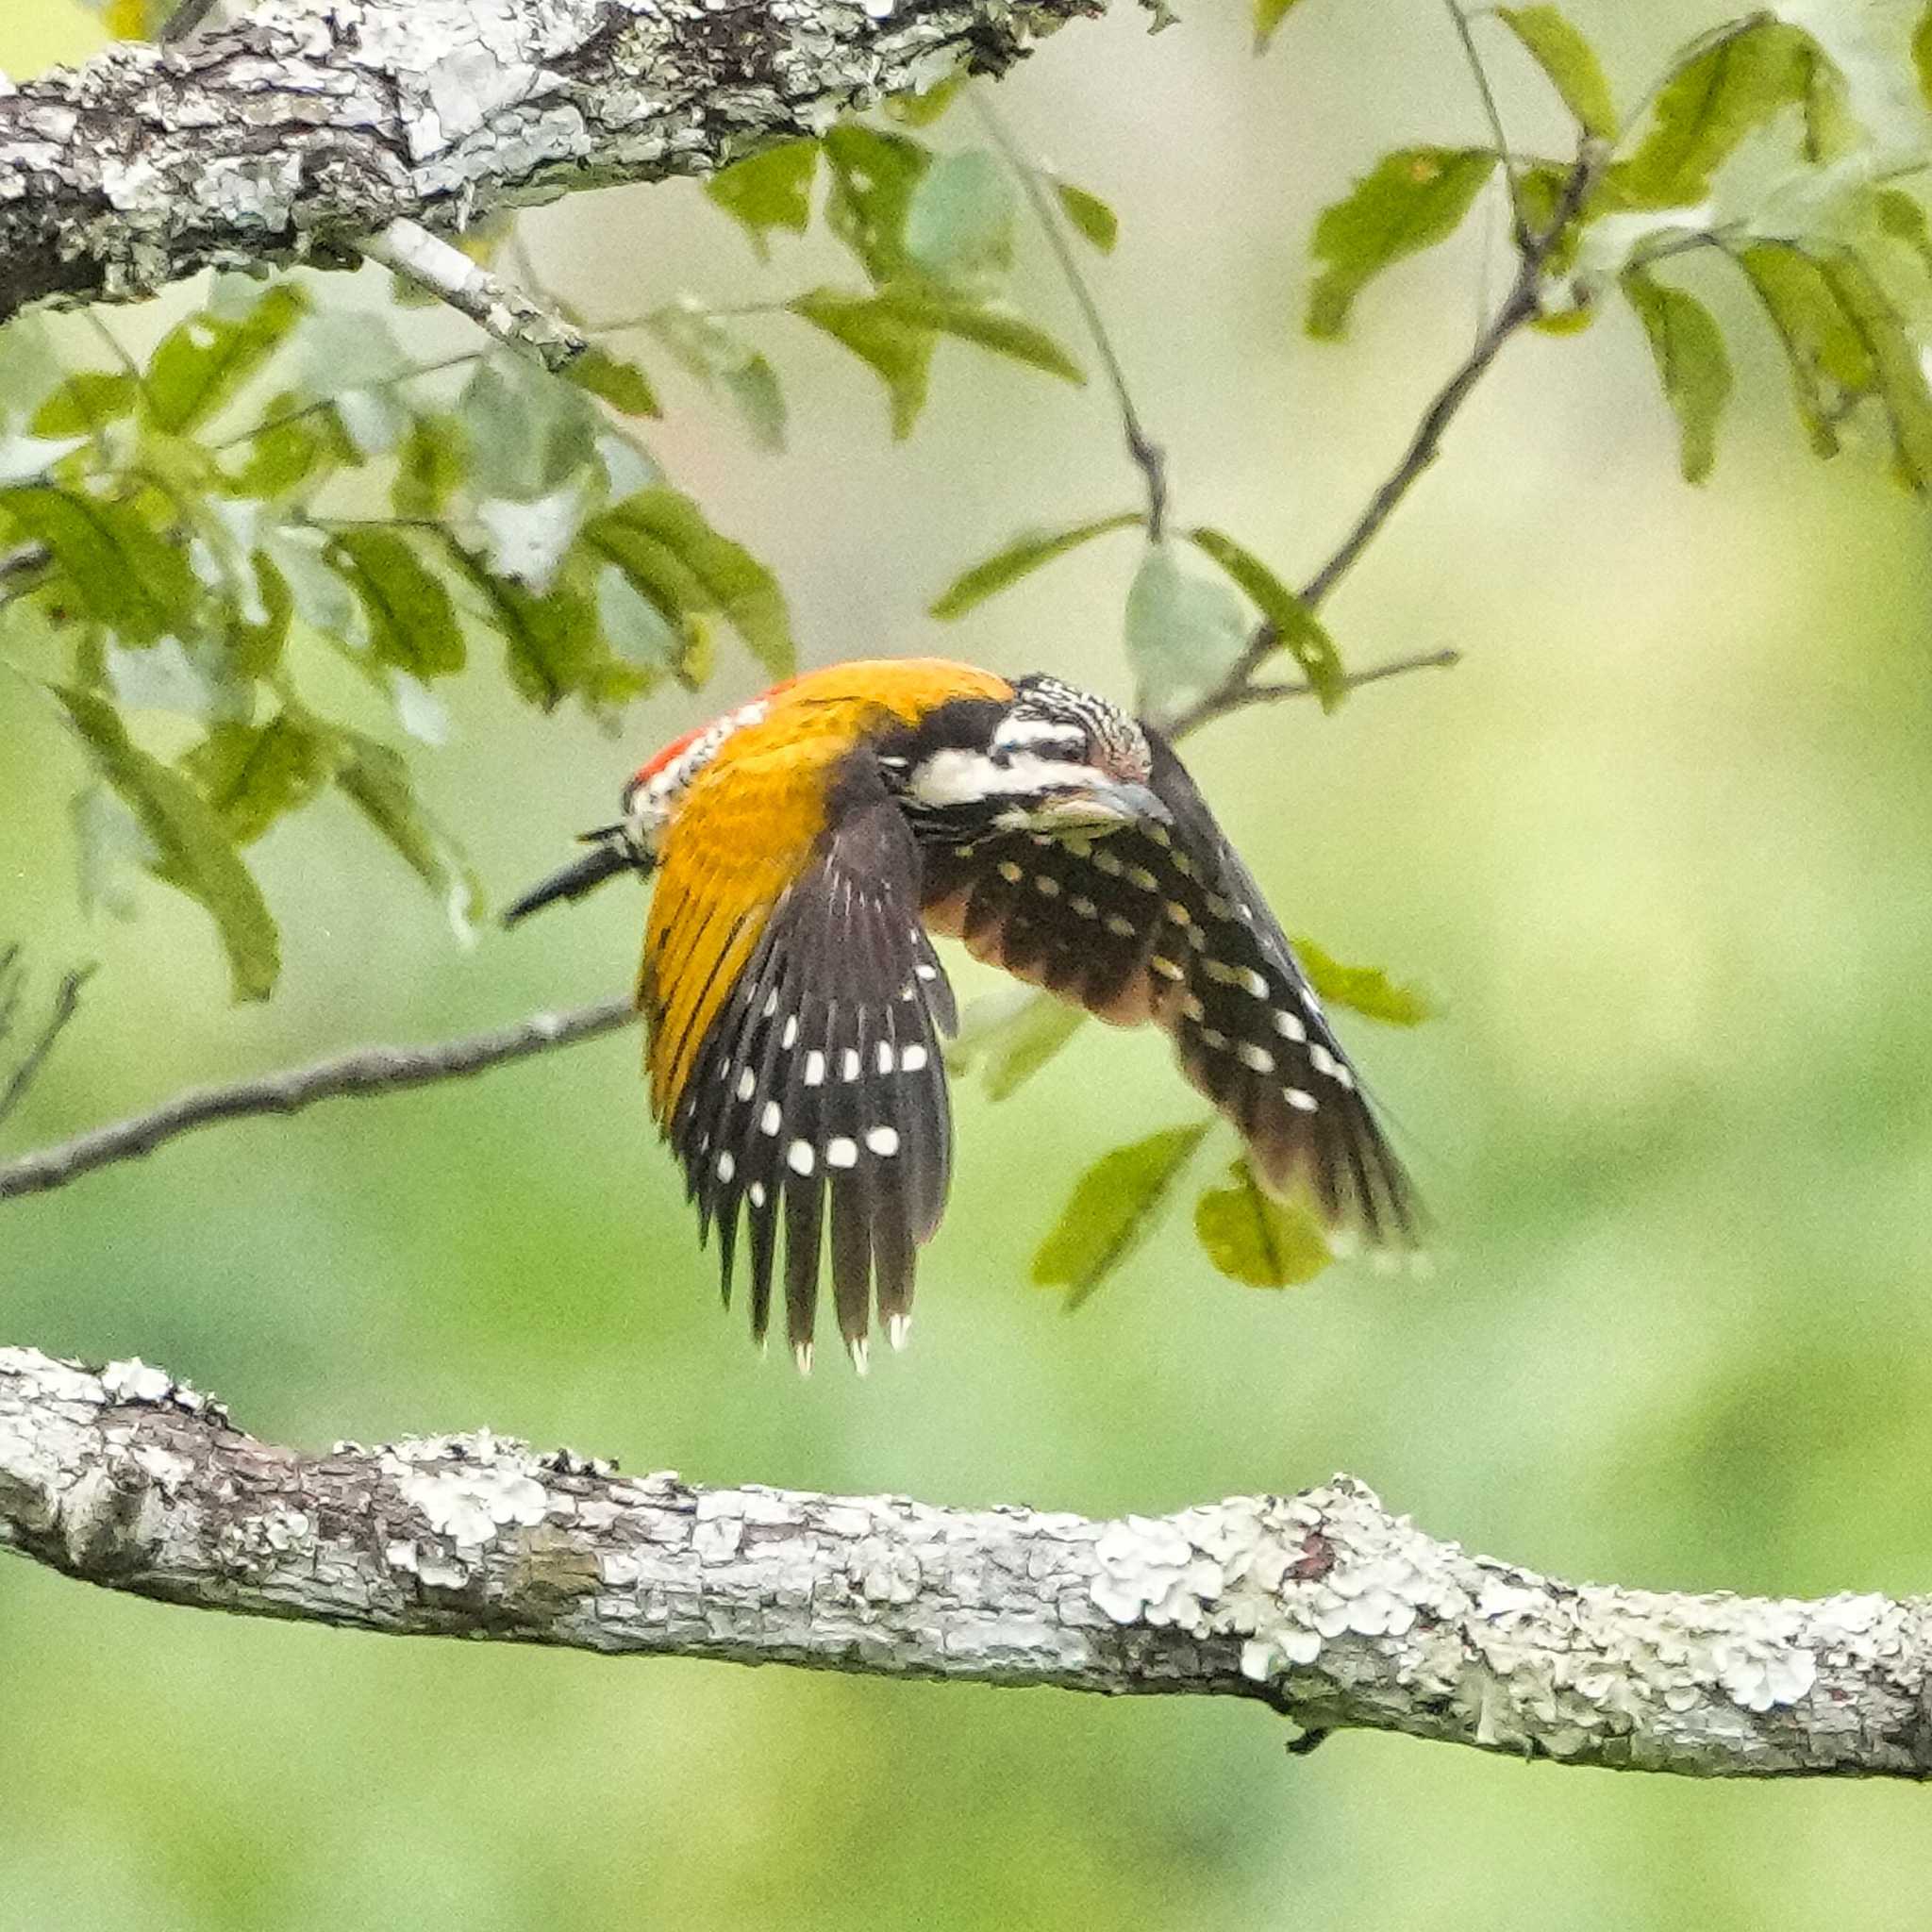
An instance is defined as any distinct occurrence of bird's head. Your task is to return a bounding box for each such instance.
[890,673,1171,844]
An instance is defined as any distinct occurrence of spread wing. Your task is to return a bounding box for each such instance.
[920,732,1417,1246]
[650,747,954,1365]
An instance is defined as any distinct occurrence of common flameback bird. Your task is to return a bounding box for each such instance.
[507,658,1415,1370]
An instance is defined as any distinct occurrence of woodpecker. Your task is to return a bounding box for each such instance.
[507,658,1416,1370]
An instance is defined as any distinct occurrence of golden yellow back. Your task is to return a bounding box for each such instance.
[641,659,1013,1120]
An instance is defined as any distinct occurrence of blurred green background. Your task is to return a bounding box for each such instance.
[8,2,1932,1926]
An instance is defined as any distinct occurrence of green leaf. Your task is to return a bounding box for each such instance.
[1194,1159,1333,1289]
[595,561,681,675]
[476,481,593,592]
[0,488,197,643]
[824,125,932,286]
[335,728,485,939]
[1792,34,1858,164]
[1620,265,1732,484]
[882,74,966,128]
[103,635,246,724]
[182,711,342,847]
[225,393,332,498]
[1733,242,1873,458]
[1915,3,1932,112]
[1307,148,1497,340]
[567,347,661,419]
[790,288,936,437]
[1495,7,1616,138]
[142,283,310,434]
[1031,1120,1210,1308]
[893,288,1086,382]
[1055,181,1120,254]
[1612,18,1807,210]
[905,149,1016,295]
[55,685,279,1001]
[642,302,789,452]
[1290,937,1434,1026]
[32,372,140,438]
[292,311,413,458]
[225,550,294,681]
[328,528,465,680]
[706,141,819,258]
[1253,0,1305,53]
[448,549,641,714]
[458,353,600,501]
[0,312,63,425]
[793,285,1082,434]
[70,783,154,922]
[945,984,1087,1102]
[1874,188,1932,289]
[929,510,1142,620]
[1124,541,1250,724]
[391,412,468,520]
[1809,248,1932,491]
[1185,526,1344,710]
[584,488,793,675]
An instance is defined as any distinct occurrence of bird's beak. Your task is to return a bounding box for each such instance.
[1030,779,1174,836]
[501,831,643,928]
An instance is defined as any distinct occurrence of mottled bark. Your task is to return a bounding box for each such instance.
[0,0,1105,324]
[3,1345,1929,1777]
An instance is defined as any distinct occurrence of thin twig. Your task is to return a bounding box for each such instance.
[1443,0,1525,243]
[0,945,22,1052]
[0,964,97,1133]
[209,350,485,453]
[972,92,1168,539]
[0,997,636,1202]
[1175,646,1462,732]
[1164,142,1603,745]
[82,310,142,383]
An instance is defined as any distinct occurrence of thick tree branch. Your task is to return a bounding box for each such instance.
[3,1344,1929,1777]
[0,0,1107,325]
[0,995,634,1201]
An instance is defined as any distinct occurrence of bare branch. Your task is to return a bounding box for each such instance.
[1442,0,1525,243]
[1174,645,1462,733]
[0,996,635,1203]
[0,0,1109,326]
[1165,143,1606,745]
[361,217,587,371]
[973,91,1168,539]
[4,1343,1928,1778]
[0,961,97,1132]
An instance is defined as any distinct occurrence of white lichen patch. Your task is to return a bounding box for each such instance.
[381,1430,554,1548]
[1086,1478,1849,1759]
[99,1358,176,1405]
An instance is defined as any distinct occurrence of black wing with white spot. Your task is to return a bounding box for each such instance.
[670,756,956,1366]
[920,732,1417,1246]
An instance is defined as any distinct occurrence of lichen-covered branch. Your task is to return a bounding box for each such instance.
[361,216,586,367]
[0,995,635,1201]
[4,1345,1929,1778]
[0,0,1107,325]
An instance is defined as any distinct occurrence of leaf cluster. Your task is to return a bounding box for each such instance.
[1,280,790,998]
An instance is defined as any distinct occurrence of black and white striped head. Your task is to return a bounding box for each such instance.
[889,673,1168,845]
